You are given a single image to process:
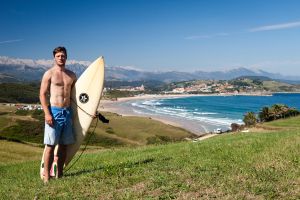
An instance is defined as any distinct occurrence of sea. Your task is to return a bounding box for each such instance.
[121,93,300,134]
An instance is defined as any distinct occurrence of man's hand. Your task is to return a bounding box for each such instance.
[45,114,54,127]
[96,112,109,124]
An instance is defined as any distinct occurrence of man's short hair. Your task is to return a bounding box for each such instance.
[53,46,67,58]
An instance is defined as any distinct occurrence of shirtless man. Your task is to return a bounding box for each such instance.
[40,46,76,183]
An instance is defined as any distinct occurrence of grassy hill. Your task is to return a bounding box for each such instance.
[236,77,300,92]
[1,79,300,104]
[0,73,20,83]
[0,82,40,103]
[0,105,194,148]
[262,80,299,92]
[0,114,299,199]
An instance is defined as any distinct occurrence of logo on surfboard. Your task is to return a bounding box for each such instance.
[79,93,89,103]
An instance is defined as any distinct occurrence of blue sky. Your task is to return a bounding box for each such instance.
[1,0,300,75]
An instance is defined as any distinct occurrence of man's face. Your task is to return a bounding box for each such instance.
[54,52,67,66]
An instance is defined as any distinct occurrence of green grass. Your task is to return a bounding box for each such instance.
[89,112,194,147]
[0,106,45,144]
[0,82,40,103]
[264,115,300,128]
[1,124,299,199]
[0,104,194,147]
[0,140,42,165]
[262,81,297,92]
[0,106,19,133]
[0,116,10,130]
[1,119,44,143]
[0,105,299,199]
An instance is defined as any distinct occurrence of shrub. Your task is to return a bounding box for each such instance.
[243,112,257,127]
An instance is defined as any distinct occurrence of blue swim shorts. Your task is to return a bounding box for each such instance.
[44,106,75,145]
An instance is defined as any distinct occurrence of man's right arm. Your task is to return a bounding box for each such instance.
[40,71,53,126]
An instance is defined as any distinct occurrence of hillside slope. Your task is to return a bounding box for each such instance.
[0,116,299,199]
[0,104,194,147]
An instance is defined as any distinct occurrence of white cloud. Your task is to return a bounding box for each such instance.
[249,21,300,32]
[0,39,23,45]
[185,20,300,40]
[0,56,90,68]
[0,56,53,67]
[67,60,91,66]
[247,60,300,76]
[112,65,144,71]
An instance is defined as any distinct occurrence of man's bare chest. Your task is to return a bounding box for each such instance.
[51,72,73,88]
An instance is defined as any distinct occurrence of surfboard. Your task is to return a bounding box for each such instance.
[40,56,105,179]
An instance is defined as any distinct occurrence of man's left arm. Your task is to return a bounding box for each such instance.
[71,73,77,89]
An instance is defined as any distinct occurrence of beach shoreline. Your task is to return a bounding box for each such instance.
[98,94,228,136]
[98,92,299,136]
[102,92,274,103]
[99,96,194,134]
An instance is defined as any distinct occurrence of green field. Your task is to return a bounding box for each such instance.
[0,109,299,199]
[0,83,40,103]
[264,115,300,128]
[90,112,195,147]
[0,140,42,165]
[0,105,194,148]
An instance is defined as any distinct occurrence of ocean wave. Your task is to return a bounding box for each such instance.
[125,94,300,131]
[192,111,217,115]
[130,99,243,127]
[142,107,240,126]
[141,100,162,106]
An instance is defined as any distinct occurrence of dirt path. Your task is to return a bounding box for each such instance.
[192,134,219,142]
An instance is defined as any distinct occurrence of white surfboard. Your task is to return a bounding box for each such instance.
[40,56,105,179]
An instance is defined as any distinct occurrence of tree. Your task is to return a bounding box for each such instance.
[271,104,285,119]
[259,106,271,122]
[246,104,299,127]
[285,108,300,118]
[243,112,257,127]
[231,123,242,132]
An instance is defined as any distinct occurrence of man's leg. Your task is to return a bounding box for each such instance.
[57,144,67,178]
[44,145,55,183]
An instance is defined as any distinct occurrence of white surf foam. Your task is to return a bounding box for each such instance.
[129,100,243,129]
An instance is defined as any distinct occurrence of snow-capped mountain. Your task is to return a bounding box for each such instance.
[0,56,299,83]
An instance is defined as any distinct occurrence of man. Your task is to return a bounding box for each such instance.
[40,46,77,183]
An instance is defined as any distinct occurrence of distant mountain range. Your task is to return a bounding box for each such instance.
[105,67,300,84]
[1,56,300,84]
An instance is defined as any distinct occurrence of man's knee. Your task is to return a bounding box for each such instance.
[45,145,55,154]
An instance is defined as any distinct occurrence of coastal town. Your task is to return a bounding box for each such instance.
[3,76,299,112]
[166,80,269,95]
[1,103,42,111]
[108,77,300,95]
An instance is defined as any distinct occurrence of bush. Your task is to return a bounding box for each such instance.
[0,120,44,143]
[147,136,161,144]
[15,110,29,116]
[231,123,241,132]
[146,135,173,144]
[243,112,257,127]
[31,109,44,120]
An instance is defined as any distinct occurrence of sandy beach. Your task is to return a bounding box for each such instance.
[98,94,221,136]
[98,92,279,135]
